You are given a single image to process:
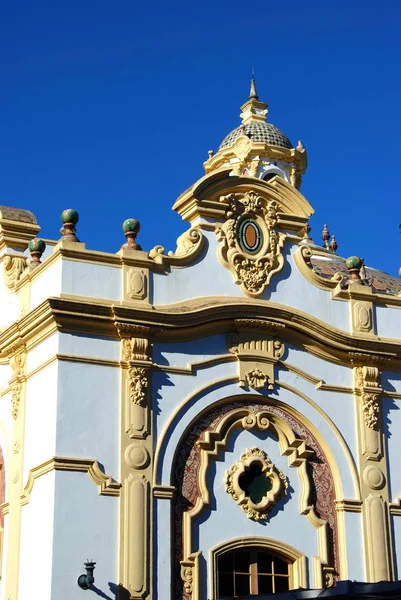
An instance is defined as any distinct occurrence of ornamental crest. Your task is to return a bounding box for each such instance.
[215,191,285,297]
[224,447,288,521]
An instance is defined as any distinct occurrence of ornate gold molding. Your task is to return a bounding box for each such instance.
[128,367,148,406]
[245,369,269,390]
[149,227,205,269]
[118,325,153,599]
[3,255,27,291]
[179,407,334,595]
[293,245,344,291]
[215,191,285,297]
[4,296,401,371]
[9,351,26,420]
[228,324,284,389]
[353,365,394,581]
[224,447,288,520]
[20,457,121,506]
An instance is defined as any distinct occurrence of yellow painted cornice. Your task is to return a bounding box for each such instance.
[2,295,401,369]
[173,171,313,227]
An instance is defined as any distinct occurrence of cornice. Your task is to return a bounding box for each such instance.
[173,171,313,226]
[2,295,401,370]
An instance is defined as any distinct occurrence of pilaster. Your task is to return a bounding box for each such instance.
[4,346,27,600]
[353,363,394,581]
[117,323,153,599]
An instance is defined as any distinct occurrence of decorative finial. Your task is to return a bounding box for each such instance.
[60,209,80,242]
[345,256,363,283]
[321,224,330,248]
[249,71,259,100]
[121,218,142,250]
[28,238,46,266]
[296,140,305,151]
[208,149,214,159]
[329,235,338,254]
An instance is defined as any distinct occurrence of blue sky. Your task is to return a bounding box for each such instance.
[1,1,401,275]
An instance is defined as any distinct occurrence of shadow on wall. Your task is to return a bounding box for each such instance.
[84,582,131,599]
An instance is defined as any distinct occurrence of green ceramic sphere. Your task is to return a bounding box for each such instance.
[28,238,46,254]
[345,256,362,270]
[61,208,79,224]
[122,218,140,234]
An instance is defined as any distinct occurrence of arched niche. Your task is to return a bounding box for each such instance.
[171,399,339,600]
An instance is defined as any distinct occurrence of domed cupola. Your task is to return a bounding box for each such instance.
[204,78,307,189]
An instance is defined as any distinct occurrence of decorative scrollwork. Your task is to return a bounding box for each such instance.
[3,255,27,291]
[215,191,285,297]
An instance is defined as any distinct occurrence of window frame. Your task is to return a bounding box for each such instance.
[210,537,307,600]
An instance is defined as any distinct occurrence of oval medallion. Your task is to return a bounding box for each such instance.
[239,219,263,254]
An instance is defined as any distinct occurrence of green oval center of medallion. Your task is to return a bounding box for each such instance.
[239,219,263,254]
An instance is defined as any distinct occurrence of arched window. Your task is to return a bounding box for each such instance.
[211,538,306,599]
[217,547,291,597]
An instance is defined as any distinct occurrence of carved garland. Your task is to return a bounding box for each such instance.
[215,191,285,297]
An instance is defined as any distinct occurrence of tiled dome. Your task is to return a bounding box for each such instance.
[219,121,293,151]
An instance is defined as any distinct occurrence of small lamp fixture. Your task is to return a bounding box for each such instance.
[77,560,96,590]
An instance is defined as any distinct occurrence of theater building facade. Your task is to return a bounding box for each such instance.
[1,81,401,599]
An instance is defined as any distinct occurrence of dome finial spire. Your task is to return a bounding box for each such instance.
[249,69,259,100]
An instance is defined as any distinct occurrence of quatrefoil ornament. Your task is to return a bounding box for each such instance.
[224,447,288,521]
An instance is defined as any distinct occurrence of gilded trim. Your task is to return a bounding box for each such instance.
[20,457,121,505]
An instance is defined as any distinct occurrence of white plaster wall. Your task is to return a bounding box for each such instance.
[58,331,120,361]
[155,497,172,600]
[51,471,118,600]
[26,333,59,374]
[0,389,13,491]
[0,264,20,327]
[30,258,62,311]
[19,472,55,600]
[197,427,319,593]
[56,361,119,479]
[61,259,121,301]
[375,305,401,339]
[0,362,12,391]
[382,396,401,502]
[23,362,58,482]
[151,232,350,333]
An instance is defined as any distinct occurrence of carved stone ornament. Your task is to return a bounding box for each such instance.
[245,369,268,390]
[128,367,148,406]
[224,447,288,521]
[215,191,285,297]
[10,381,22,420]
[362,393,380,430]
[9,351,26,419]
[3,255,27,291]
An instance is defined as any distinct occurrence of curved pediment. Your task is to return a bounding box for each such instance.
[173,170,314,226]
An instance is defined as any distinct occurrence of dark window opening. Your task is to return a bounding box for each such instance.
[217,547,291,598]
